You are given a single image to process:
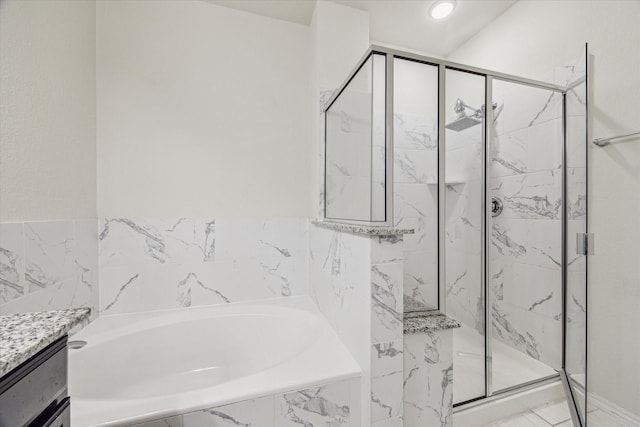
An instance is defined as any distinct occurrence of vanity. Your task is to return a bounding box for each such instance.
[0,308,90,427]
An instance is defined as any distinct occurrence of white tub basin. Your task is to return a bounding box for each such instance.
[69,296,360,426]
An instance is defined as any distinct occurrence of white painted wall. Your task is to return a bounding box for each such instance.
[0,0,97,221]
[96,0,312,218]
[0,0,99,316]
[447,0,640,416]
[311,0,370,218]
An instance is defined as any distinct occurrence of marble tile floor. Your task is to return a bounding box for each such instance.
[454,324,557,404]
[486,399,639,427]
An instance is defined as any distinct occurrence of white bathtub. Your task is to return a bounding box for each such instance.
[69,296,360,426]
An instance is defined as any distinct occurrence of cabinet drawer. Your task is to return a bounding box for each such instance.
[29,397,70,427]
[0,337,67,427]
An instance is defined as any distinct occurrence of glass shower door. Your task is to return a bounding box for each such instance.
[564,45,589,426]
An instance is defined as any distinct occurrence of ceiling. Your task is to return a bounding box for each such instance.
[203,0,317,26]
[333,0,517,56]
[205,0,518,57]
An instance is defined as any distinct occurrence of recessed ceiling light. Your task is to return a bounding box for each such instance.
[429,0,457,20]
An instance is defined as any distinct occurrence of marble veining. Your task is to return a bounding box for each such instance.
[404,294,436,312]
[133,379,358,427]
[404,311,460,334]
[404,329,454,427]
[0,307,91,377]
[0,223,24,303]
[444,78,568,370]
[99,218,307,314]
[312,221,414,237]
[0,220,99,317]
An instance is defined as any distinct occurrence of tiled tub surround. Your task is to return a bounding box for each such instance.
[69,297,360,426]
[404,311,460,427]
[0,220,99,317]
[0,307,91,376]
[133,379,360,427]
[99,218,307,314]
[309,223,406,427]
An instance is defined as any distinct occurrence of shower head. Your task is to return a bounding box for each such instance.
[445,98,503,132]
[445,115,483,132]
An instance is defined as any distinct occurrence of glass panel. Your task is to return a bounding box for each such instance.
[393,58,439,311]
[445,69,486,404]
[565,46,588,424]
[325,54,386,222]
[490,79,563,392]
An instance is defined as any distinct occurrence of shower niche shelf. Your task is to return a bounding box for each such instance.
[426,179,466,185]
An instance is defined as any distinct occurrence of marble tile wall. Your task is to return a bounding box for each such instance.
[444,119,485,334]
[394,113,439,310]
[0,220,99,317]
[404,329,455,427]
[132,378,360,427]
[489,81,565,370]
[308,224,405,427]
[370,236,404,427]
[99,218,308,314]
[444,73,577,371]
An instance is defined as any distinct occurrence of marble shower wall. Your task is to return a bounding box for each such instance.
[0,220,99,317]
[394,113,439,310]
[308,224,405,427]
[444,125,484,334]
[99,218,308,314]
[489,81,565,370]
[444,79,566,369]
[133,378,360,427]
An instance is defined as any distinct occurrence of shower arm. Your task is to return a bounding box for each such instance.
[454,98,499,119]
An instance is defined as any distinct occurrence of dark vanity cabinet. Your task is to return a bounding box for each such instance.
[0,337,70,427]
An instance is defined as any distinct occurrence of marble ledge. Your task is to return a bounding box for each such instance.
[404,311,461,334]
[312,220,414,237]
[0,308,91,377]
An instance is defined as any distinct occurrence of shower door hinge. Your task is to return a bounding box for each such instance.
[576,233,595,256]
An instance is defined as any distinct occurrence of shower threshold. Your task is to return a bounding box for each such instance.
[453,377,564,427]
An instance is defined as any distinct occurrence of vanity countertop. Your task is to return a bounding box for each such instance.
[0,308,91,377]
[404,310,461,334]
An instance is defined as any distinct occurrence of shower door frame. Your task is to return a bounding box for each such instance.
[322,45,587,426]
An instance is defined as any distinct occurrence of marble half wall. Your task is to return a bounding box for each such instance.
[98,218,308,314]
[308,224,405,427]
[133,378,360,427]
[0,220,99,317]
[404,328,454,427]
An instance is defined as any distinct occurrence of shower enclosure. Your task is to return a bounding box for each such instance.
[323,45,589,426]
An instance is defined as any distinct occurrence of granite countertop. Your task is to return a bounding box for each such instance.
[312,221,414,236]
[404,310,461,334]
[0,308,91,377]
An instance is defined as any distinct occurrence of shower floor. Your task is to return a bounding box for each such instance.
[454,323,557,404]
[484,398,639,427]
